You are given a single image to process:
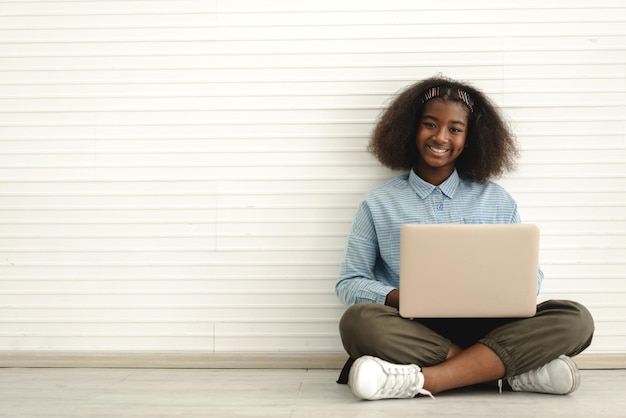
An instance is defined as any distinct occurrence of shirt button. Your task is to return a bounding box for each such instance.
[437,205,443,210]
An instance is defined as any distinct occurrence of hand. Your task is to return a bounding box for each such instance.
[385,289,400,309]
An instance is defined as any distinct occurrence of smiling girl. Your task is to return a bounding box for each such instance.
[335,76,594,400]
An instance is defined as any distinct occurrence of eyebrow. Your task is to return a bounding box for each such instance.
[421,114,467,127]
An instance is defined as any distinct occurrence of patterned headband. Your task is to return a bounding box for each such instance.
[421,86,475,112]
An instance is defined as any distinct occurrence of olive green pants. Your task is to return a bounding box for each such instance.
[339,299,594,378]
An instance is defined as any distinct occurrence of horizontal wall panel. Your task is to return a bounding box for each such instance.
[0,335,216,351]
[0,292,339,307]
[0,265,342,281]
[0,278,338,293]
[1,8,623,28]
[0,1,624,356]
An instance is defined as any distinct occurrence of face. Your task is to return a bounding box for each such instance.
[414,99,469,185]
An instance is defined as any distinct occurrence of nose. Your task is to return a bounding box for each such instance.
[432,127,448,142]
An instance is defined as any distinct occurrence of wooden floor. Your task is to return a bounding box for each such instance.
[1,368,624,417]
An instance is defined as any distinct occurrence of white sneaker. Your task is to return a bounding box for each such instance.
[348,355,434,400]
[508,355,580,395]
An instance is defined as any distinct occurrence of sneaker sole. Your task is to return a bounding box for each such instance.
[558,355,581,394]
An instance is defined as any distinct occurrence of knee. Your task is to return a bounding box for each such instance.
[339,303,396,357]
[542,299,595,343]
[569,300,595,340]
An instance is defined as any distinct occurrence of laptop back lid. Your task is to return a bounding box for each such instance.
[399,224,539,318]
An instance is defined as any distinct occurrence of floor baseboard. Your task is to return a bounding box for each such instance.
[0,351,624,369]
[0,352,348,369]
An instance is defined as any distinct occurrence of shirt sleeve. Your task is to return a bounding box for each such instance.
[335,201,396,306]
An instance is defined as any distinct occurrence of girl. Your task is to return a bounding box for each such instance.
[336,76,594,400]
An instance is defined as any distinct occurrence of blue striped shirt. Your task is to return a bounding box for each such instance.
[336,169,544,306]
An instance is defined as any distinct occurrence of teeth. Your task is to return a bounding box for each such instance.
[429,145,449,153]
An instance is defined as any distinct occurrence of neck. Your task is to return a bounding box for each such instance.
[414,166,454,186]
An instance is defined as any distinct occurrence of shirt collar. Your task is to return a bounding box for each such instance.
[409,169,460,199]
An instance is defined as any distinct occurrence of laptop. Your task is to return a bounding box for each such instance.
[399,224,539,318]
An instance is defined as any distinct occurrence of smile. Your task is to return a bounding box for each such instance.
[428,145,449,154]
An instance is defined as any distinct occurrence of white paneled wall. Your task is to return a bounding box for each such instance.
[0,1,624,354]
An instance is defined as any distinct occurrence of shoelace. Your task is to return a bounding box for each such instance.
[379,363,435,399]
[508,366,549,392]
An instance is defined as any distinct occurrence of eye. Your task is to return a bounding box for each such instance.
[422,122,436,129]
[450,127,463,134]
